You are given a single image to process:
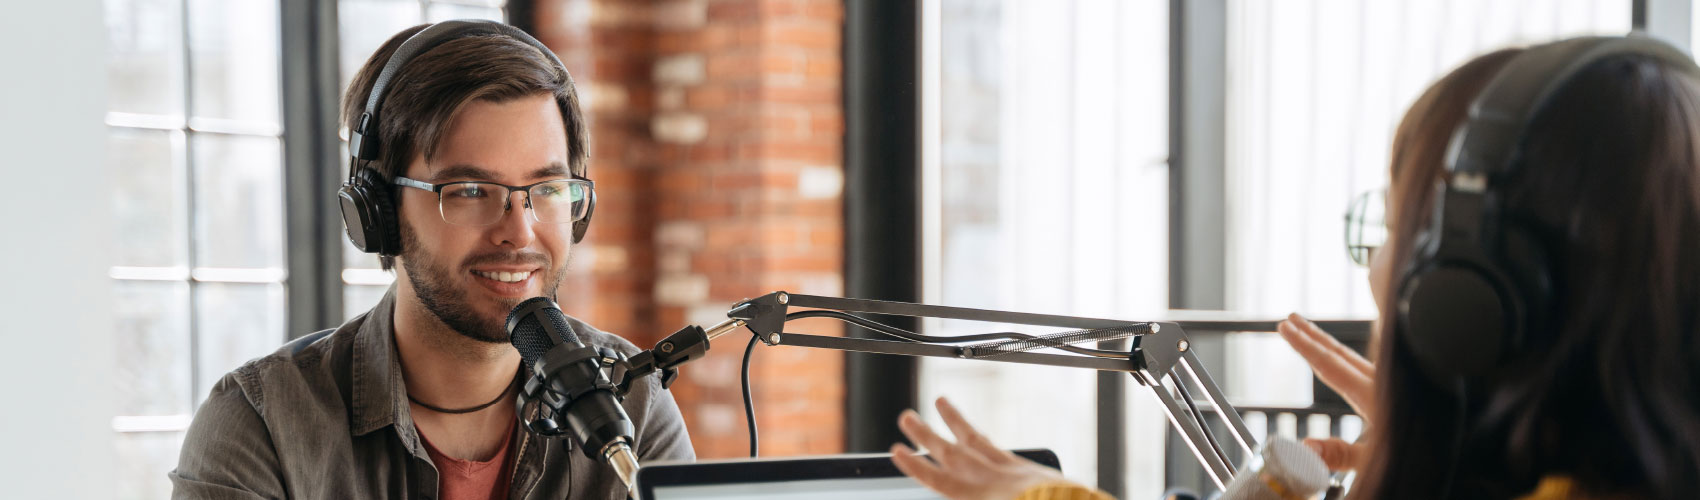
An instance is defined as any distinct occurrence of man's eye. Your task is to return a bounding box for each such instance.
[449,185,487,198]
[535,185,562,198]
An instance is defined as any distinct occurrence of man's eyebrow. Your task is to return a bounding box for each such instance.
[430,164,499,182]
[430,163,570,182]
[528,163,571,180]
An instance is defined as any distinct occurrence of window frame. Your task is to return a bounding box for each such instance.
[107,0,527,433]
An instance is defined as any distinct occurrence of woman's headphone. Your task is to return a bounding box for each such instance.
[338,19,595,256]
[1396,35,1700,385]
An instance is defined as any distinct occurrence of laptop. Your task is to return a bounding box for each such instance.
[633,449,1061,500]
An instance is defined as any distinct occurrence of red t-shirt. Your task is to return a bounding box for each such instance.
[419,421,516,500]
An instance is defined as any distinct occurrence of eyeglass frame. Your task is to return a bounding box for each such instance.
[393,175,595,226]
[1344,187,1388,267]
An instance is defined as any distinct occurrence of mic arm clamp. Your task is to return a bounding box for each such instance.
[610,316,750,398]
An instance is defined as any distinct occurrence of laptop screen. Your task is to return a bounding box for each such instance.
[635,450,1060,500]
[650,476,950,500]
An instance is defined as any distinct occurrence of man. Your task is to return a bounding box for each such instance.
[171,22,694,499]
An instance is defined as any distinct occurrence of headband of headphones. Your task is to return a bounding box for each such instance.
[1447,35,1699,190]
[349,19,573,165]
[1399,34,1700,384]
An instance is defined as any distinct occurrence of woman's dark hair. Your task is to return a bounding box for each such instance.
[1354,45,1700,499]
[341,24,588,270]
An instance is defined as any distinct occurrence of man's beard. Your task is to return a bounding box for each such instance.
[398,221,567,343]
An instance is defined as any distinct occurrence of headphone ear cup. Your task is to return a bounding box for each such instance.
[364,168,401,255]
[338,181,378,253]
[1398,264,1513,384]
[572,187,596,244]
[338,168,402,255]
[1495,224,1553,352]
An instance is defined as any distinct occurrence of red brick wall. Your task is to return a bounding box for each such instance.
[532,0,846,459]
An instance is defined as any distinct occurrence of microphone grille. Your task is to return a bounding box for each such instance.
[509,297,565,365]
[1219,436,1330,500]
[1263,437,1329,493]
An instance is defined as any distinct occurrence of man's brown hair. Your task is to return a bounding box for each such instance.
[341,24,588,269]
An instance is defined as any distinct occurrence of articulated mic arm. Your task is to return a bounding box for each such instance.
[607,291,1258,490]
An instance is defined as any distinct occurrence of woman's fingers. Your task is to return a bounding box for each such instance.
[891,443,960,494]
[933,398,1007,462]
[1295,314,1373,374]
[1302,437,1368,472]
[898,408,995,470]
[1276,318,1366,382]
[897,410,954,461]
[1278,314,1375,416]
[891,402,1074,500]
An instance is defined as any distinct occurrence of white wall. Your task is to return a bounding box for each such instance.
[0,0,116,497]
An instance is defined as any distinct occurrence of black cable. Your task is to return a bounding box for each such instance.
[1436,380,1468,499]
[782,309,1137,359]
[741,333,760,457]
[784,309,1004,342]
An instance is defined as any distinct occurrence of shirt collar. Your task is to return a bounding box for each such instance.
[349,286,416,441]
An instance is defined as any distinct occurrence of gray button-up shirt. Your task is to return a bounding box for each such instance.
[170,289,695,499]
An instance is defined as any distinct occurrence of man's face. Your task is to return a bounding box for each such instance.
[394,93,574,343]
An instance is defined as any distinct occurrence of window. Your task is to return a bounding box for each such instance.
[919,0,1170,495]
[103,1,507,498]
[1221,0,1633,410]
[922,0,1642,496]
[106,0,285,496]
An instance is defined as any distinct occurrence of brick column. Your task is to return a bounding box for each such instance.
[533,0,846,459]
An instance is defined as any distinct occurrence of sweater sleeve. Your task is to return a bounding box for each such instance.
[1014,481,1117,500]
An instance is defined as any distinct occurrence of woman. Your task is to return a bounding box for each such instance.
[893,36,1700,500]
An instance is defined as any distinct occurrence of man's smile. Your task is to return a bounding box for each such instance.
[469,266,540,296]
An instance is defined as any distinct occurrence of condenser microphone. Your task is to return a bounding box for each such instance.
[1218,436,1330,500]
[507,297,641,493]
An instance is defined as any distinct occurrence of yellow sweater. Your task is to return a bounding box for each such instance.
[1514,476,1620,500]
[1012,475,1592,500]
[1013,481,1114,500]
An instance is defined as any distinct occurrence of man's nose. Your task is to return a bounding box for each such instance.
[490,190,537,248]
[502,190,534,216]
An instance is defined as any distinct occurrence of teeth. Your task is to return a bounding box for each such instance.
[476,271,531,283]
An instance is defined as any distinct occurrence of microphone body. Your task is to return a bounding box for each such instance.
[1218,437,1329,500]
[507,297,641,492]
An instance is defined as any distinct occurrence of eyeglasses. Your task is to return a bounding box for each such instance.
[1344,187,1387,267]
[394,176,594,227]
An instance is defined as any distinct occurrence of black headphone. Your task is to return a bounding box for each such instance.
[338,19,595,256]
[1396,35,1700,385]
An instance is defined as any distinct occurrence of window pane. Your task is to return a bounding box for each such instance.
[105,0,186,118]
[114,431,184,500]
[338,0,425,93]
[919,0,1169,495]
[194,282,286,406]
[1225,0,1633,315]
[344,283,392,321]
[436,0,505,8]
[114,280,192,416]
[1221,0,1632,407]
[110,128,189,268]
[344,236,385,270]
[192,134,285,269]
[425,4,504,23]
[188,0,281,126]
